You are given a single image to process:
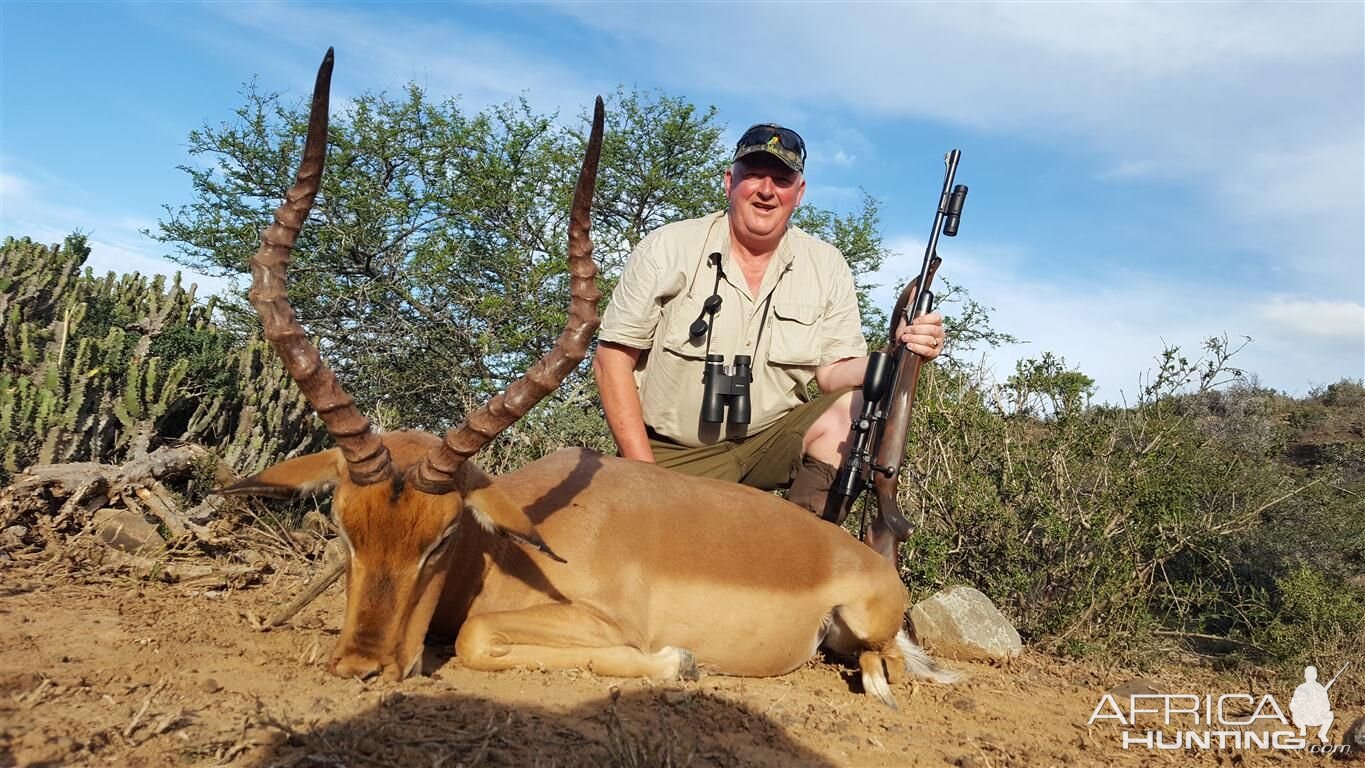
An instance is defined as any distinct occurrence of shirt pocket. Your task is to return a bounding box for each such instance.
[767,302,823,367]
[659,294,709,360]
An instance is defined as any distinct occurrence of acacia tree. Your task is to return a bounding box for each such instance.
[588,87,730,272]
[150,80,903,439]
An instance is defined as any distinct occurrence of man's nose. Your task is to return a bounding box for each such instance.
[754,176,776,197]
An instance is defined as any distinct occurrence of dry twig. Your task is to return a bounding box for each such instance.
[267,557,347,629]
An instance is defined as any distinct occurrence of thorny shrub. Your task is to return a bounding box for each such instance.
[890,340,1363,698]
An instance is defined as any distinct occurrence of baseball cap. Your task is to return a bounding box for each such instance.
[732,123,806,173]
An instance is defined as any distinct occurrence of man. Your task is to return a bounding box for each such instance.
[1290,665,1336,745]
[592,123,945,517]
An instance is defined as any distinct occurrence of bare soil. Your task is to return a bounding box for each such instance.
[1,552,1360,768]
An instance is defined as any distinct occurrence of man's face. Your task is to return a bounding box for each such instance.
[724,154,805,247]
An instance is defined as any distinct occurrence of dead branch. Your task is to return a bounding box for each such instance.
[266,556,347,629]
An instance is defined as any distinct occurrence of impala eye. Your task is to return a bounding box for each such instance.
[417,523,460,570]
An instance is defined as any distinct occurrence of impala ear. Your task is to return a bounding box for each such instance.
[461,466,565,564]
[214,449,344,498]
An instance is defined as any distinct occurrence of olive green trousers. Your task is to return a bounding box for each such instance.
[646,388,853,491]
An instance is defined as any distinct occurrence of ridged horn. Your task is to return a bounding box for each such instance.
[248,48,394,486]
[410,97,605,494]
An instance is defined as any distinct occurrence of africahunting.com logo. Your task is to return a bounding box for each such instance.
[1088,663,1358,754]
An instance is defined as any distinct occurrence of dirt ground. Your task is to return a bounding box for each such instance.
[1,549,1360,768]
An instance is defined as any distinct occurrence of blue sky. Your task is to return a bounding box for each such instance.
[2,2,1362,402]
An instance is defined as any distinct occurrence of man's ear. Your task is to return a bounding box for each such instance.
[214,449,343,499]
[723,165,735,198]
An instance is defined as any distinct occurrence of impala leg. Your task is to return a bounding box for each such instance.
[455,604,697,681]
[822,594,907,708]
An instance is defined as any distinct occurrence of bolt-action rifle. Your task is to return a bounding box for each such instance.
[825,150,968,566]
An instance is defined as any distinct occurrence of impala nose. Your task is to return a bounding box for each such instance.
[329,653,382,681]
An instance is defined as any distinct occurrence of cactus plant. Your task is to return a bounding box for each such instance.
[0,235,327,483]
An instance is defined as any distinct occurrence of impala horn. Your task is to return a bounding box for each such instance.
[409,98,605,494]
[248,48,395,486]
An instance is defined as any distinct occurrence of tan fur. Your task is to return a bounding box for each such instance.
[228,431,953,704]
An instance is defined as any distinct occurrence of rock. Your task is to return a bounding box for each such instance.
[909,586,1022,662]
[301,510,332,535]
[12,728,75,768]
[322,537,348,565]
[1343,715,1365,759]
[0,671,43,697]
[1,525,27,549]
[91,508,165,554]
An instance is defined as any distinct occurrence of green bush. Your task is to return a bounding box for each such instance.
[894,344,1364,676]
[1254,565,1365,678]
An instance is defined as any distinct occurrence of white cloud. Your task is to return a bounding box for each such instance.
[828,149,856,167]
[1,168,232,296]
[557,3,1364,292]
[0,172,30,199]
[880,236,1365,402]
[1094,161,1156,182]
[182,4,602,118]
[1261,299,1365,340]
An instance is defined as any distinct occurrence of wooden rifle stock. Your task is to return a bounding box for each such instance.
[865,257,941,562]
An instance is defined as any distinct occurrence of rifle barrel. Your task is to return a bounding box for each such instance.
[1325,662,1350,690]
[908,150,962,323]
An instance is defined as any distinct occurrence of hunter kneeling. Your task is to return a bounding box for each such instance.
[592,123,946,560]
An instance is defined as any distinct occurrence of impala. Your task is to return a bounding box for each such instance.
[219,49,957,708]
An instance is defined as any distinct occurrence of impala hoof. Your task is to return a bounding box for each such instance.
[676,648,700,682]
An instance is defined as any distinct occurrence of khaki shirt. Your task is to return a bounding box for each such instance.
[600,211,867,447]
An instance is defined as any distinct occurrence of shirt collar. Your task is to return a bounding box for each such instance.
[715,211,796,300]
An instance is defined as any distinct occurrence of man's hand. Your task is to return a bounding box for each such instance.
[896,311,946,360]
[814,312,948,394]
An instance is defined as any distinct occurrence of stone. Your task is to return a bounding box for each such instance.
[301,510,332,535]
[0,525,27,549]
[323,537,348,565]
[1342,715,1365,760]
[908,586,1022,662]
[92,508,165,554]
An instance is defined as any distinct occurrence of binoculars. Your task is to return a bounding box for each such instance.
[701,354,752,424]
